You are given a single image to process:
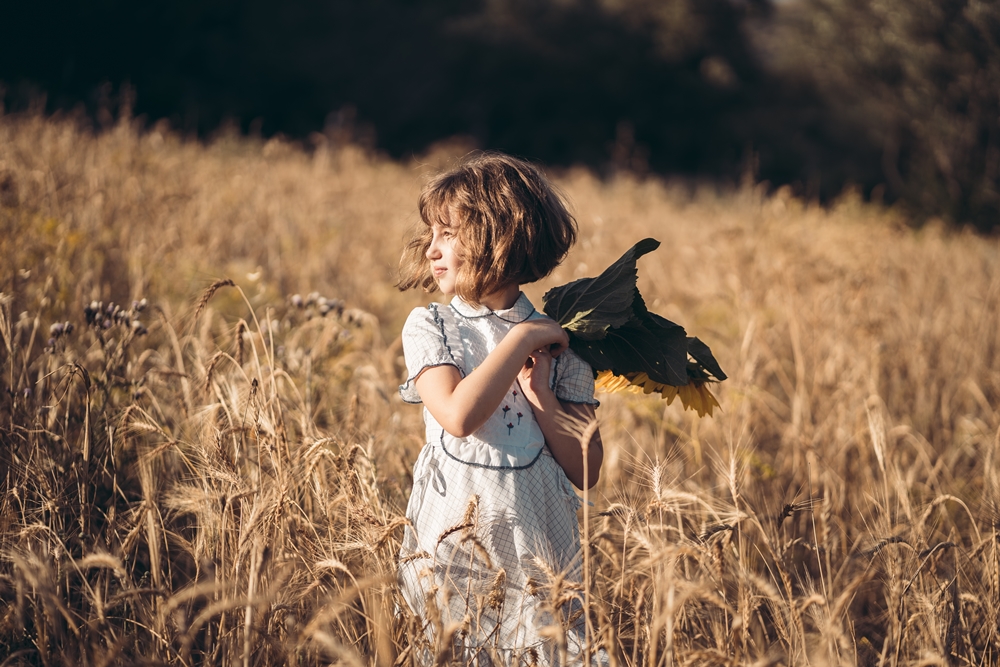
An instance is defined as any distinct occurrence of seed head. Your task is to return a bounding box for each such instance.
[462,495,480,526]
[486,568,506,610]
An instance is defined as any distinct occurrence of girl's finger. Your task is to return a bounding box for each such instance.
[530,350,549,364]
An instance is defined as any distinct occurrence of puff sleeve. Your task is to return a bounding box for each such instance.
[398,305,460,404]
[550,348,600,406]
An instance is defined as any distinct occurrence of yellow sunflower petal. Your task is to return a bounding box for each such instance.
[700,384,721,416]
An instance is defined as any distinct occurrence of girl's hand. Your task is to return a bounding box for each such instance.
[517,345,605,490]
[513,318,569,358]
[518,347,554,408]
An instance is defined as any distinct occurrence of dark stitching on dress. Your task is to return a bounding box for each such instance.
[449,297,536,324]
[429,303,463,371]
[549,353,600,406]
[399,304,468,402]
[399,363,463,403]
[439,431,545,470]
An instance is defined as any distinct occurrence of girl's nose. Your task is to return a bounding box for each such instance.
[426,236,442,260]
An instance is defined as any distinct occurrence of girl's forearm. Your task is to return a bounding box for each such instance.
[531,396,603,489]
[416,332,534,438]
[416,319,568,438]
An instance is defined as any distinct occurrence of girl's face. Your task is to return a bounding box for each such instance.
[425,221,463,295]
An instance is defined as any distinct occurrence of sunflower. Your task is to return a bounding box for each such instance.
[543,238,726,417]
[594,370,722,417]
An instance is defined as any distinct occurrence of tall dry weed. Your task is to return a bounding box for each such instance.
[2,110,1000,665]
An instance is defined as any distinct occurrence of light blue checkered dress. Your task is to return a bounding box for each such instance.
[398,293,606,666]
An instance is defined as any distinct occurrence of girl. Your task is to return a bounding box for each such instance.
[396,153,605,666]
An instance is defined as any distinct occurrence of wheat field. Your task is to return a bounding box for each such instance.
[2,111,1000,666]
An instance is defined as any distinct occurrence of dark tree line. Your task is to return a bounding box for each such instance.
[765,0,1000,230]
[3,0,998,229]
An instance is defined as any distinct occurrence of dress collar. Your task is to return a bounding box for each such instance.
[450,292,536,323]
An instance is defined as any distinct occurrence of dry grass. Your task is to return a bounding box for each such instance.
[2,110,1000,666]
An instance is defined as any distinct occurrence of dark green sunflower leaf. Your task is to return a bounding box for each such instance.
[642,310,685,340]
[687,337,727,381]
[569,319,689,386]
[544,236,726,388]
[542,238,660,340]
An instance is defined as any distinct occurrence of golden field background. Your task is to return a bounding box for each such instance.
[2,112,1000,666]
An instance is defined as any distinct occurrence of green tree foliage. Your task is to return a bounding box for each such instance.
[762,0,1000,229]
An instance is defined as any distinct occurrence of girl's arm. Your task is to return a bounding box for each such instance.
[518,349,603,489]
[414,318,569,439]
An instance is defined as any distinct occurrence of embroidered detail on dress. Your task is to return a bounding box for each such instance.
[502,405,510,418]
[507,422,514,435]
[517,412,523,425]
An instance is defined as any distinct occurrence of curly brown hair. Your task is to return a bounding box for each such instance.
[397,153,577,305]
